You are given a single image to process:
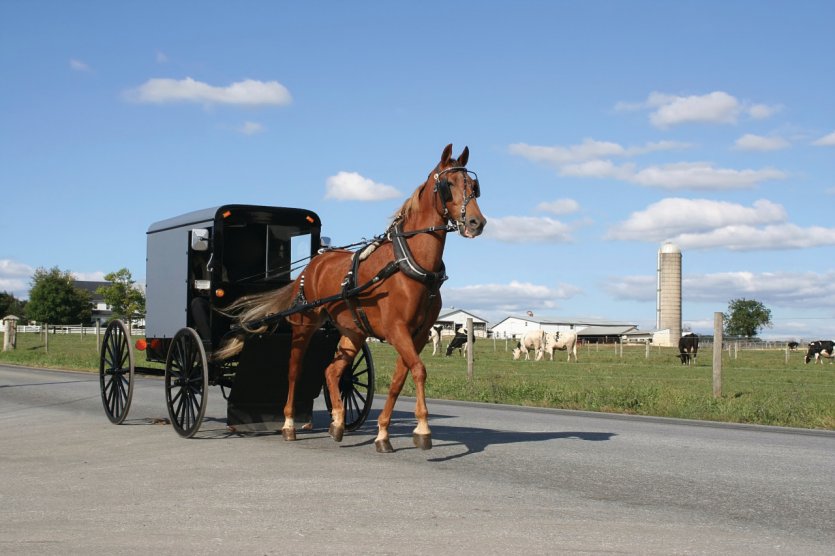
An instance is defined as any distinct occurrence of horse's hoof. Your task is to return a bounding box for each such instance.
[412,433,432,450]
[375,439,394,453]
[281,428,296,441]
[328,423,344,442]
[301,422,313,431]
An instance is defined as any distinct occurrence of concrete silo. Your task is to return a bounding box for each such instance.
[655,241,682,347]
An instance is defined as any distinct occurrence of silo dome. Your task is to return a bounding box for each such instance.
[660,241,681,254]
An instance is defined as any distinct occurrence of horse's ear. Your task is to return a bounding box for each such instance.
[440,144,453,166]
[457,146,469,167]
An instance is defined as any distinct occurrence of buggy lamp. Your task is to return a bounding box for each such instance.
[306,215,315,223]
[135,339,147,351]
[215,288,226,298]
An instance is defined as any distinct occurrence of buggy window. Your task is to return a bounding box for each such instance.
[222,223,312,284]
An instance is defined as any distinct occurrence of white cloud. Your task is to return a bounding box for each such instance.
[733,133,790,151]
[0,259,34,297]
[747,103,781,120]
[510,140,784,190]
[630,162,786,190]
[607,198,835,250]
[607,198,786,241]
[674,223,835,250]
[607,270,835,310]
[444,280,582,314]
[124,77,292,106]
[324,172,401,201]
[617,91,779,128]
[508,139,689,166]
[649,91,741,128]
[812,131,835,147]
[484,216,573,243]
[72,271,107,282]
[536,198,580,215]
[559,159,636,180]
[156,51,169,63]
[237,121,264,135]
[69,59,91,72]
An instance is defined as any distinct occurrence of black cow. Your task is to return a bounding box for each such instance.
[678,333,699,365]
[445,328,475,357]
[787,341,799,351]
[804,340,834,364]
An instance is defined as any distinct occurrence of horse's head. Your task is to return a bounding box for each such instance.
[433,144,487,238]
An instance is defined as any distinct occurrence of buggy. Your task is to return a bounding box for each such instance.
[98,204,375,438]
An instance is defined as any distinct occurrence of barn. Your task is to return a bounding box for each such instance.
[490,314,637,342]
[435,308,489,338]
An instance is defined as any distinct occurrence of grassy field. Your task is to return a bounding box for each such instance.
[3,332,833,430]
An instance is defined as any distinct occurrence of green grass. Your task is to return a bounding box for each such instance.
[3,332,833,430]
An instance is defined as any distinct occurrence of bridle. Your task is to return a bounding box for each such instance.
[432,166,481,233]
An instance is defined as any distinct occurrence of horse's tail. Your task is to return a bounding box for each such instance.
[212,283,297,361]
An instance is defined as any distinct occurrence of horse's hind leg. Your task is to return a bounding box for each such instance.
[323,333,364,442]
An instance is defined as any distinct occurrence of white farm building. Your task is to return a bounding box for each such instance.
[490,315,637,343]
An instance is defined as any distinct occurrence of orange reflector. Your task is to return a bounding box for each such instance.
[215,288,225,298]
[135,338,147,351]
[306,215,315,223]
[150,339,162,351]
[222,210,232,218]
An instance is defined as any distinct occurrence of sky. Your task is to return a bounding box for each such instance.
[1,1,834,340]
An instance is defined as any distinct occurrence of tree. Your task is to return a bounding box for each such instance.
[723,298,772,339]
[97,268,145,320]
[26,267,91,324]
[0,291,26,319]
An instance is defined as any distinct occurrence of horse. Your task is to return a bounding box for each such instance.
[512,330,546,361]
[429,325,443,356]
[214,144,486,453]
[544,331,578,362]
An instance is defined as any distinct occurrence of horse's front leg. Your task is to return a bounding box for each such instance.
[282,324,316,441]
[409,357,432,450]
[323,335,362,442]
[374,356,410,453]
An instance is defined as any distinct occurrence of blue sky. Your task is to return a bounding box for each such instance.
[2,1,834,339]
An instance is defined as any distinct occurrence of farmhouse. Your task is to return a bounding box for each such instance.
[73,280,112,325]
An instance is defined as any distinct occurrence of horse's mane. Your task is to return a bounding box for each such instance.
[389,159,459,224]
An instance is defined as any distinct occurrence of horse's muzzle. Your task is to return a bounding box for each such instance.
[459,215,486,238]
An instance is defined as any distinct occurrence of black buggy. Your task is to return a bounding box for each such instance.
[98,204,375,438]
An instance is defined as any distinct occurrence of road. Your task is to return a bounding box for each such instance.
[1,364,833,555]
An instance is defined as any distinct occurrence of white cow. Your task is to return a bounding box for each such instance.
[512,330,547,361]
[429,325,443,356]
[544,331,578,362]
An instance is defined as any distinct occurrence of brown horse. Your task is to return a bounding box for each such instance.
[215,144,486,452]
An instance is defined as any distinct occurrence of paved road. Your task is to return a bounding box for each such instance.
[1,364,833,555]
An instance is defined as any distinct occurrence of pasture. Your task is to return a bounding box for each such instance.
[2,332,833,430]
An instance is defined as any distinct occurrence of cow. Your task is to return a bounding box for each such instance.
[543,331,578,362]
[512,330,547,361]
[787,341,799,351]
[678,333,699,365]
[446,327,475,357]
[429,325,443,356]
[804,340,835,364]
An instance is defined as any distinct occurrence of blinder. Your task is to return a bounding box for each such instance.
[433,167,480,204]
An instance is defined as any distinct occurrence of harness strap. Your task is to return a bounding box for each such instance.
[390,222,448,290]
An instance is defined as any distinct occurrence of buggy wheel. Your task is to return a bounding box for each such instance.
[326,341,375,431]
[99,319,135,424]
[165,327,209,438]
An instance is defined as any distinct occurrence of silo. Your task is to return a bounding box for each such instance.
[656,242,682,347]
